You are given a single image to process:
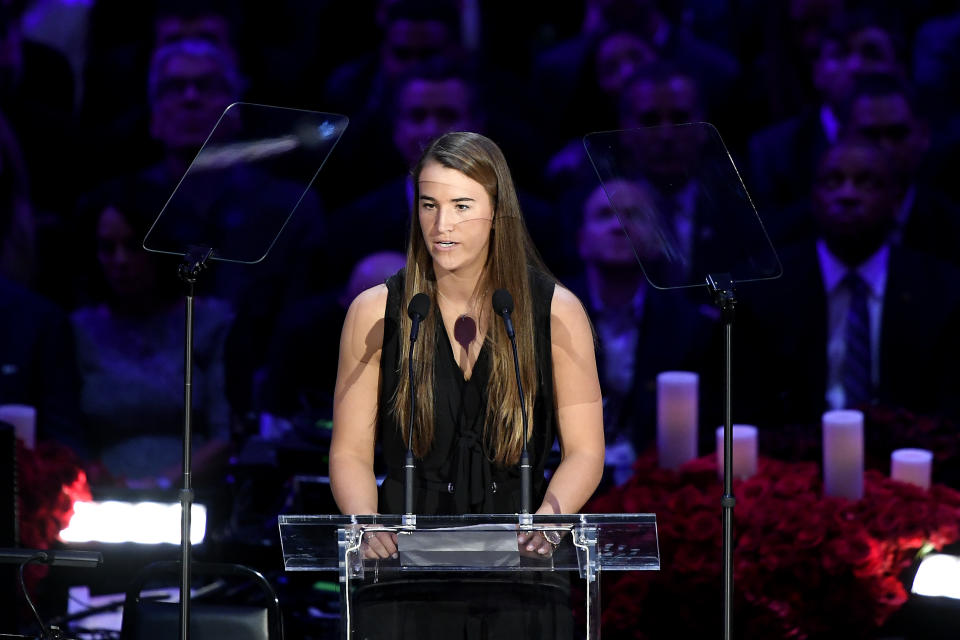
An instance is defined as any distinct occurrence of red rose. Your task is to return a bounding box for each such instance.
[828,499,861,530]
[772,472,816,498]
[588,487,624,513]
[821,526,882,576]
[739,474,774,502]
[622,486,662,514]
[675,509,721,543]
[665,484,709,513]
[869,575,908,625]
[846,533,886,578]
[930,484,960,508]
[671,542,709,575]
[792,513,829,549]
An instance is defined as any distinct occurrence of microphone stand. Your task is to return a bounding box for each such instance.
[176,245,213,640]
[510,335,532,520]
[403,297,429,527]
[404,335,416,527]
[494,296,532,523]
[706,273,737,640]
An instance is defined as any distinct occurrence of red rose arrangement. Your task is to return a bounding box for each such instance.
[587,451,960,639]
[16,440,92,589]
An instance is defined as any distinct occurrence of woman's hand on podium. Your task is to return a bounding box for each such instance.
[362,530,399,559]
[517,530,559,558]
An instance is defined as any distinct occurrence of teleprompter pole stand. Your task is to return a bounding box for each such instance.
[176,245,213,640]
[706,273,737,640]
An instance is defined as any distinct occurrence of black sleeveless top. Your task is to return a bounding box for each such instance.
[378,269,558,515]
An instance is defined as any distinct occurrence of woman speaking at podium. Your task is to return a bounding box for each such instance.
[329,131,605,637]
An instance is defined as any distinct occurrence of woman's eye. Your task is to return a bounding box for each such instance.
[456,204,470,211]
[421,202,436,211]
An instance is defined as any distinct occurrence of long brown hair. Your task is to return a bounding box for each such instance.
[391,132,550,465]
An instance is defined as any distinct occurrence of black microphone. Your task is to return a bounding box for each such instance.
[404,293,431,522]
[492,289,531,516]
[492,289,515,338]
[408,293,430,343]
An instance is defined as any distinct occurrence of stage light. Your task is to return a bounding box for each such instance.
[59,500,206,545]
[911,553,960,600]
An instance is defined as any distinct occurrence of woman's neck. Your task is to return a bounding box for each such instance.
[434,266,484,311]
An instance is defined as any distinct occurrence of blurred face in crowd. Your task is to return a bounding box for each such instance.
[155,14,234,57]
[393,78,476,167]
[814,27,900,106]
[417,161,493,278]
[150,52,235,154]
[595,32,656,98]
[621,74,703,186]
[813,143,899,264]
[621,75,700,129]
[848,93,929,179]
[382,19,452,79]
[788,0,844,59]
[97,207,157,298]
[579,180,657,267]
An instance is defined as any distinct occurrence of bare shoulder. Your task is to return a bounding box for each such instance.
[550,284,590,326]
[348,283,389,322]
[550,284,594,349]
[549,284,601,406]
[342,284,389,362]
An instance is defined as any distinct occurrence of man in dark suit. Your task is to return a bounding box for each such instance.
[842,74,960,266]
[572,180,718,481]
[738,139,960,430]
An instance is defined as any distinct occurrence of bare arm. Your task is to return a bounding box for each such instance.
[329,285,388,515]
[540,285,605,515]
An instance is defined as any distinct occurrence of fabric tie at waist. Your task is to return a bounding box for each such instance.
[454,430,493,513]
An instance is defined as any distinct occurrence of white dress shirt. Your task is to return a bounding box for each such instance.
[817,240,889,410]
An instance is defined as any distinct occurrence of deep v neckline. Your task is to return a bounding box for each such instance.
[439,318,488,382]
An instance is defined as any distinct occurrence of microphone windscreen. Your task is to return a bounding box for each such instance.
[492,289,514,315]
[408,292,431,320]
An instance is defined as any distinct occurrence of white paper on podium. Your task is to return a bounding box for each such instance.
[397,523,520,568]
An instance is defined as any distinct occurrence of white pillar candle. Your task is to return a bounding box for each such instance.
[657,371,698,470]
[891,448,933,490]
[0,404,37,450]
[822,409,864,500]
[715,425,758,480]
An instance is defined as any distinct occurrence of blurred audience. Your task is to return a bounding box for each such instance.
[322,0,461,122]
[0,0,954,507]
[71,176,234,486]
[747,9,905,217]
[533,0,739,146]
[569,180,716,482]
[739,139,960,429]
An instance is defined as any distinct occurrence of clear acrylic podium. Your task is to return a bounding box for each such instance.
[279,513,659,639]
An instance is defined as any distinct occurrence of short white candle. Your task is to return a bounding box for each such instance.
[891,448,933,490]
[822,409,864,500]
[715,425,758,480]
[0,404,36,450]
[657,371,698,470]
